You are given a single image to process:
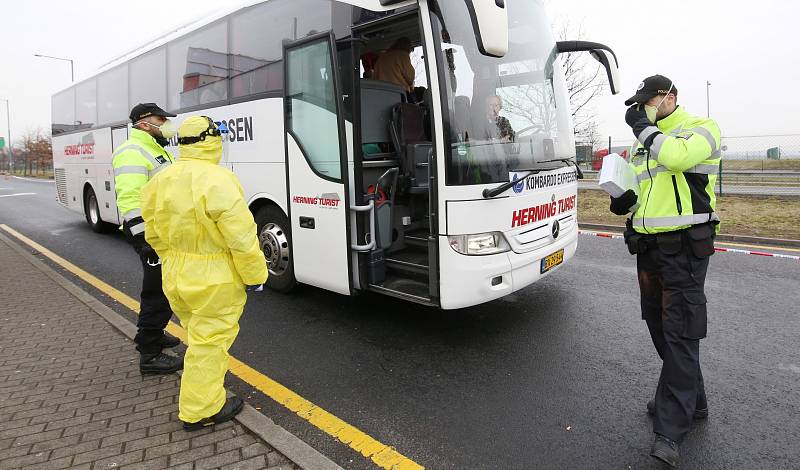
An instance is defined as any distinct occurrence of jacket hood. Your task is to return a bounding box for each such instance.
[178,116,223,164]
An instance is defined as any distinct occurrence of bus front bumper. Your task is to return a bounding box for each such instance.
[438,229,578,310]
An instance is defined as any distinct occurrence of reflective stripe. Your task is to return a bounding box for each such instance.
[128,221,145,235]
[636,165,667,183]
[690,127,718,152]
[632,212,719,228]
[637,126,660,145]
[123,208,142,222]
[649,133,668,158]
[113,165,148,177]
[636,163,718,184]
[112,144,160,167]
[685,163,719,175]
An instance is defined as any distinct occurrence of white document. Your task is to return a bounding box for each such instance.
[598,153,639,198]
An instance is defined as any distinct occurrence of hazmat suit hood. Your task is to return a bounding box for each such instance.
[178,116,223,164]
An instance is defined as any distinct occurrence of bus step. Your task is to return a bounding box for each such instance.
[403,229,429,247]
[385,249,429,276]
[386,258,428,276]
[368,277,435,306]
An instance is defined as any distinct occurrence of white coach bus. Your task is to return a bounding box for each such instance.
[51,0,620,309]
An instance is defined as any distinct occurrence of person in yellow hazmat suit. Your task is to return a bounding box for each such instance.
[140,115,268,431]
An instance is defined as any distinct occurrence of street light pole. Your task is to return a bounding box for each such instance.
[0,98,12,173]
[706,81,711,118]
[34,54,74,82]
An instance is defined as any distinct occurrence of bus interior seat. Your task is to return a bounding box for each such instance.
[389,102,431,194]
[453,95,472,139]
[360,79,406,160]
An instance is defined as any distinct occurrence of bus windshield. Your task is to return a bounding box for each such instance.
[430,0,575,186]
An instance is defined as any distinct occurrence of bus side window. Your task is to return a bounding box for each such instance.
[287,39,342,180]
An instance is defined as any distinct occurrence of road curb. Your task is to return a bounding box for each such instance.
[578,223,800,248]
[0,231,343,470]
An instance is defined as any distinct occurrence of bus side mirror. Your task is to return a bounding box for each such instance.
[465,0,509,58]
[556,40,621,95]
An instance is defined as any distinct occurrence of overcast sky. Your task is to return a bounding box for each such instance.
[1,0,798,145]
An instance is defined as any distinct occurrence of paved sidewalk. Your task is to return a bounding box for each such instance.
[0,235,303,470]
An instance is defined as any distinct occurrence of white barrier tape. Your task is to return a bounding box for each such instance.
[578,230,800,262]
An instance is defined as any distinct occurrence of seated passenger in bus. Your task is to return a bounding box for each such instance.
[373,37,415,93]
[480,95,515,143]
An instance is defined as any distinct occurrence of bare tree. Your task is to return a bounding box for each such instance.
[17,128,52,177]
[557,20,606,147]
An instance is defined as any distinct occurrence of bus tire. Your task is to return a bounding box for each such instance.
[255,205,296,293]
[84,187,110,233]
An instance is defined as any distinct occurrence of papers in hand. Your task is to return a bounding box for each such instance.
[598,153,639,198]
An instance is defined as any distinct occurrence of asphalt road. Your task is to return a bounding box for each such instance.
[2,176,799,469]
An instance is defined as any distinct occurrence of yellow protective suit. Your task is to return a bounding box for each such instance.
[141,116,268,423]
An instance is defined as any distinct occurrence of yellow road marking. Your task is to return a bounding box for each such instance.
[0,223,423,470]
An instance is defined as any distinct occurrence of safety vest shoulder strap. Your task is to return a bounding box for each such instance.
[112,143,159,169]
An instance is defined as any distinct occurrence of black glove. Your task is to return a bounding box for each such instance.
[609,189,638,215]
[625,105,661,148]
[139,243,159,265]
[132,233,159,264]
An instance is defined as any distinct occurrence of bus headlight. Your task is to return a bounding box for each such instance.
[448,232,510,255]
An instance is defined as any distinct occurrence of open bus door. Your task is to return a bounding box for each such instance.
[283,32,353,295]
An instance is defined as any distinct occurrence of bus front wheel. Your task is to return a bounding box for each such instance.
[255,205,296,292]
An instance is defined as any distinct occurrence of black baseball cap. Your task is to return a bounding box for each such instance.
[624,75,678,106]
[129,103,176,123]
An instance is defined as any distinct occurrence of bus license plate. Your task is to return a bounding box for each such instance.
[540,249,564,274]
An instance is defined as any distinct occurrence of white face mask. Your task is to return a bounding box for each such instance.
[155,119,177,139]
[644,82,674,123]
[138,119,177,139]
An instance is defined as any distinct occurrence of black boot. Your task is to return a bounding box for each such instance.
[158,333,181,349]
[647,399,708,419]
[182,397,245,431]
[650,434,679,467]
[140,352,183,375]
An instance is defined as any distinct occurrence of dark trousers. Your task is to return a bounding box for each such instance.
[134,253,172,356]
[637,233,710,442]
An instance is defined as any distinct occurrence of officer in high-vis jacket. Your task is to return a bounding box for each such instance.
[113,103,183,375]
[609,75,721,468]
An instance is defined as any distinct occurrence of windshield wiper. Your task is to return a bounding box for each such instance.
[538,158,584,179]
[482,168,548,199]
[481,159,584,199]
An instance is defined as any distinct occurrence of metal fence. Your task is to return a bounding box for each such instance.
[577,134,800,197]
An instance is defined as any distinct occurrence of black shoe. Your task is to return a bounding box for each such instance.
[159,333,181,349]
[650,434,679,468]
[140,353,183,375]
[648,399,708,419]
[182,397,245,431]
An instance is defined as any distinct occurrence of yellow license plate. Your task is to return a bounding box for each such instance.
[540,249,564,274]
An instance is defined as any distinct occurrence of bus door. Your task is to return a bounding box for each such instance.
[283,32,353,295]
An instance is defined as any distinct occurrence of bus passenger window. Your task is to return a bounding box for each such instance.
[167,21,228,111]
[130,48,167,110]
[75,79,97,130]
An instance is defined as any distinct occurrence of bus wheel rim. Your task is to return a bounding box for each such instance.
[89,196,99,224]
[260,222,289,276]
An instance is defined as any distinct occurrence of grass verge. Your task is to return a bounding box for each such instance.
[578,189,800,240]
